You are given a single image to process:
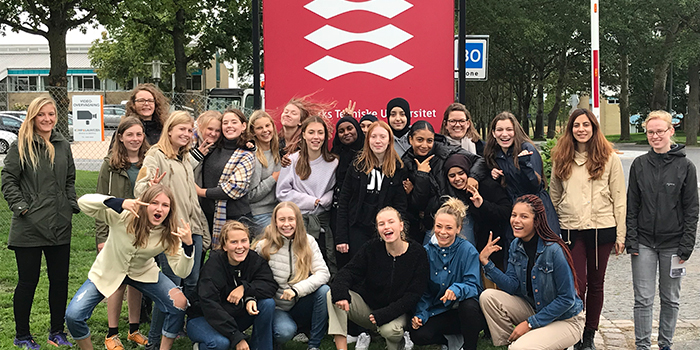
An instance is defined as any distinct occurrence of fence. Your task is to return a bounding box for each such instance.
[0,88,242,238]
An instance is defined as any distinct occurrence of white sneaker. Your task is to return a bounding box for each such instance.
[355,332,371,350]
[444,334,464,350]
[292,333,309,343]
[403,331,414,350]
[346,334,358,344]
[192,343,199,350]
[441,346,448,350]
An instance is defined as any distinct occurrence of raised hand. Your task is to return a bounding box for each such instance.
[149,167,166,187]
[342,100,356,116]
[198,140,214,156]
[466,185,483,208]
[479,232,502,266]
[122,198,148,218]
[171,218,192,245]
[415,155,434,173]
[491,168,504,180]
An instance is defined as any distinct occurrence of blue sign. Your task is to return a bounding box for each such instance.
[465,42,485,69]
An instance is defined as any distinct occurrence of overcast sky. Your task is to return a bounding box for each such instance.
[1,26,104,45]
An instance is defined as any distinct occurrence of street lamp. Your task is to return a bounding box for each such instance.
[145,60,166,85]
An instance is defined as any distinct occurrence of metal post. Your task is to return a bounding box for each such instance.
[253,0,261,109]
[668,60,673,112]
[458,0,466,104]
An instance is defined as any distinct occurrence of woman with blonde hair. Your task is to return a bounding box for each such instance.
[190,110,222,162]
[95,117,151,348]
[247,110,282,236]
[410,198,486,350]
[135,111,210,347]
[626,110,698,350]
[66,185,194,350]
[440,103,484,156]
[550,108,626,350]
[253,202,330,349]
[335,121,407,268]
[2,96,79,349]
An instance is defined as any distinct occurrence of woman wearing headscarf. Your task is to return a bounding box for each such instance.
[385,97,411,157]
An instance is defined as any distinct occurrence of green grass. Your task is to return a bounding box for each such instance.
[0,170,506,350]
[606,131,700,145]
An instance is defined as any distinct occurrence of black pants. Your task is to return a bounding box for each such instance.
[409,298,486,350]
[12,244,71,337]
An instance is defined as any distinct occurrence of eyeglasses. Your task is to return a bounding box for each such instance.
[646,128,670,137]
[447,119,468,126]
[135,99,155,105]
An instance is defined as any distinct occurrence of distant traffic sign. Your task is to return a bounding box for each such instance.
[455,35,489,80]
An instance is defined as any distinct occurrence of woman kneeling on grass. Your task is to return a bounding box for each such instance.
[65,184,194,350]
[186,221,278,350]
[253,201,330,350]
[479,194,584,350]
[328,206,429,350]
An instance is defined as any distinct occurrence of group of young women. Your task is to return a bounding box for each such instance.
[3,85,696,350]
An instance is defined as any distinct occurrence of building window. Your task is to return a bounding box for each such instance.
[186,75,202,91]
[9,76,39,91]
[71,75,101,91]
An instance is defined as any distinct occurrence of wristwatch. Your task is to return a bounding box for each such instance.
[527,322,533,329]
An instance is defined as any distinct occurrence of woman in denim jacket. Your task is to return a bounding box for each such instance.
[479,194,584,350]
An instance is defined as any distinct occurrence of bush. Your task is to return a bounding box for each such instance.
[540,138,557,183]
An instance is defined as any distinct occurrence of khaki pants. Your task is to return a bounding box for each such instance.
[327,290,407,350]
[479,289,584,350]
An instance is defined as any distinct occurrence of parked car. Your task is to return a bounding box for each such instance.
[0,114,23,135]
[0,111,27,120]
[103,105,126,128]
[0,129,17,154]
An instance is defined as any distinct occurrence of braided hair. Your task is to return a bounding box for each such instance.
[514,194,580,294]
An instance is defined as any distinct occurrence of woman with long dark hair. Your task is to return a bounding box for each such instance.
[2,96,79,349]
[96,117,151,348]
[550,108,626,350]
[483,111,560,236]
[479,195,583,350]
[626,110,698,350]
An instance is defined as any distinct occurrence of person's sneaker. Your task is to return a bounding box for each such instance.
[127,330,148,346]
[14,336,40,350]
[293,333,309,343]
[355,332,371,350]
[308,348,320,350]
[346,334,358,344]
[48,331,73,347]
[660,347,671,350]
[403,331,414,350]
[145,342,159,350]
[105,334,125,350]
[192,343,199,350]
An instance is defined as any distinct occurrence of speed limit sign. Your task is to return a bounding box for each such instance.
[454,35,489,81]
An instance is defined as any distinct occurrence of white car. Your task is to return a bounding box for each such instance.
[0,129,17,154]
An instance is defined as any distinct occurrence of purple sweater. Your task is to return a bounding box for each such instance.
[275,152,338,214]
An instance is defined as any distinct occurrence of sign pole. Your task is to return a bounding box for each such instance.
[591,0,600,120]
[253,0,261,109]
[458,0,466,104]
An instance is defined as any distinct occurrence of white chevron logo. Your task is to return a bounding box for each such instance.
[305,24,413,50]
[305,55,413,80]
[304,0,413,19]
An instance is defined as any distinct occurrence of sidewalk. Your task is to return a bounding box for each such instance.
[595,316,700,350]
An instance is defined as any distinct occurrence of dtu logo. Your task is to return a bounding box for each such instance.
[303,0,415,81]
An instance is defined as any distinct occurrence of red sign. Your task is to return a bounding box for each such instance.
[264,0,454,131]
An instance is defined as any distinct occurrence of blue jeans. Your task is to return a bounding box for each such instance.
[273,285,329,348]
[251,212,273,238]
[631,244,682,350]
[65,274,185,340]
[148,234,203,344]
[187,298,275,350]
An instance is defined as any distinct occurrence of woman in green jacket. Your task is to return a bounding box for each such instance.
[96,117,151,349]
[1,96,79,349]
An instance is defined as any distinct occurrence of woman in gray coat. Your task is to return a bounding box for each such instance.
[1,96,79,349]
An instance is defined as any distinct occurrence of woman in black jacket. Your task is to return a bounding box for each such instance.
[328,206,429,350]
[186,221,278,350]
[335,121,407,268]
[1,96,79,348]
[626,110,699,350]
[444,153,511,272]
[401,121,487,243]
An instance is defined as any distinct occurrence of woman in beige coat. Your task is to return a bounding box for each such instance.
[550,108,626,350]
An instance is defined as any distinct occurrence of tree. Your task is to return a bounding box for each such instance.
[0,0,117,135]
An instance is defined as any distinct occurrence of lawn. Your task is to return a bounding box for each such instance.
[0,170,506,350]
[606,131,700,145]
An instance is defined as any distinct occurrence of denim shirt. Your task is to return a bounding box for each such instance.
[414,236,483,323]
[483,237,583,329]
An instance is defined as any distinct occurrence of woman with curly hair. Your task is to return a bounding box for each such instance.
[123,83,170,145]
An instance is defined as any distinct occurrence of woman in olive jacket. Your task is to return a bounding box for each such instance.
[1,97,79,348]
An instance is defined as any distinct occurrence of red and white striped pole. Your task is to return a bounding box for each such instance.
[591,0,600,120]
